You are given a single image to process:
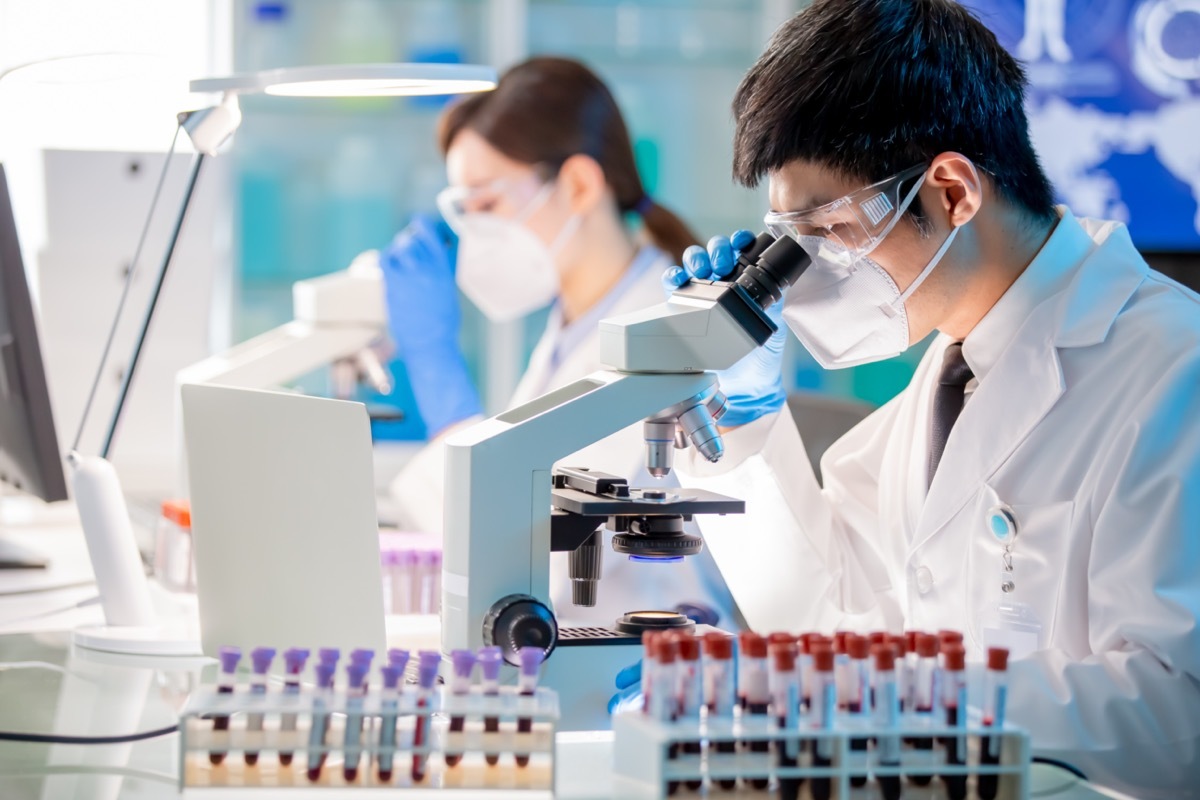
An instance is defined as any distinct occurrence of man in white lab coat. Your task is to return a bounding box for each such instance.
[666,0,1200,794]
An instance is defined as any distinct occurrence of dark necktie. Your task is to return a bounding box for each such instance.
[927,342,974,488]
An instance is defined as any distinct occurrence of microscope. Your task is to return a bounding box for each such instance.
[442,233,810,730]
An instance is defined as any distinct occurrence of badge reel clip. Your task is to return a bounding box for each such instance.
[983,504,1043,658]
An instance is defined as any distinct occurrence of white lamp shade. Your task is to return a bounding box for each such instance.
[190,63,497,98]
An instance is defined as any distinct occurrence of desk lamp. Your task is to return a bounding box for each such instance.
[70,63,496,656]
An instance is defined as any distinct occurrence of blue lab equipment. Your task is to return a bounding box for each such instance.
[380,213,482,436]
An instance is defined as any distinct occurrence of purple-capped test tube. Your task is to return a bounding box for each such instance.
[479,647,503,766]
[350,649,375,692]
[343,660,370,781]
[244,647,276,766]
[319,647,340,667]
[444,650,477,767]
[377,656,407,782]
[279,648,310,766]
[210,646,241,765]
[306,662,336,782]
[515,647,544,768]
[411,651,441,783]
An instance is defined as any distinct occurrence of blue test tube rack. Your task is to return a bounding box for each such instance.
[179,681,559,794]
[612,708,1031,799]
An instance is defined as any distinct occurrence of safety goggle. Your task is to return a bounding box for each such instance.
[436,173,552,235]
[763,164,929,258]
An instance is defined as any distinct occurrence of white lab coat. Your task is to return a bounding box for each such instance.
[679,208,1200,796]
[392,247,735,627]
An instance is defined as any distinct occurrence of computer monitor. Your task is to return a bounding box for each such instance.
[0,162,69,568]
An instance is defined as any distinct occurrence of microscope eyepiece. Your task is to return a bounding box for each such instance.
[735,234,810,311]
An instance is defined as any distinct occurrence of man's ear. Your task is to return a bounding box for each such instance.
[927,152,983,228]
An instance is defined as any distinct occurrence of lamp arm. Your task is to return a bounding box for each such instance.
[100,152,205,459]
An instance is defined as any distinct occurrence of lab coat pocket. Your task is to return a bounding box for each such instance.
[967,486,1074,658]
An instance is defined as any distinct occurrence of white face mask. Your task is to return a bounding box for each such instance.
[781,222,960,369]
[454,184,581,322]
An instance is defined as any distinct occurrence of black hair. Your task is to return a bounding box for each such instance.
[732,0,1056,224]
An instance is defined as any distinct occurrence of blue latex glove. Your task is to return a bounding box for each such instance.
[662,230,788,427]
[380,213,482,436]
[608,660,643,715]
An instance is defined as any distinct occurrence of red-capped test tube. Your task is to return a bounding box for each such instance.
[902,631,920,712]
[809,645,837,800]
[653,637,681,796]
[377,657,406,783]
[478,646,503,766]
[279,648,310,766]
[306,661,337,782]
[910,632,940,786]
[941,644,968,800]
[769,640,802,800]
[703,632,737,790]
[515,646,545,768]
[445,649,477,767]
[738,630,758,709]
[676,634,703,791]
[641,631,660,715]
[979,647,1011,800]
[889,635,908,713]
[872,644,903,800]
[741,633,771,790]
[411,650,441,782]
[938,630,964,667]
[847,634,872,787]
[244,647,276,766]
[210,646,241,766]
[833,631,851,709]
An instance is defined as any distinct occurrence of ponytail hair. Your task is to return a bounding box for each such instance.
[437,56,700,263]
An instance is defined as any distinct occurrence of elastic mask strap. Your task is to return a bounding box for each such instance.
[515,181,555,223]
[895,224,960,307]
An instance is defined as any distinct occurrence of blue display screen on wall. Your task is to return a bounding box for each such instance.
[962,0,1200,251]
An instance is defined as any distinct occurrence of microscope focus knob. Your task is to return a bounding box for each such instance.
[482,593,559,665]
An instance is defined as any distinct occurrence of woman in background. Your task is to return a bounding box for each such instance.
[383,57,734,626]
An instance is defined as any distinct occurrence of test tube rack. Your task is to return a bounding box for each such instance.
[613,709,1031,800]
[179,683,559,796]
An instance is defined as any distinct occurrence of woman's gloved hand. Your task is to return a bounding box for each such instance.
[380,213,482,436]
[608,660,643,715]
[662,230,788,427]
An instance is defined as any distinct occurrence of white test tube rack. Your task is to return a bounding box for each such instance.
[613,709,1031,799]
[179,683,559,796]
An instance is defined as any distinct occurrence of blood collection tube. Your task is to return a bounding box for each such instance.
[703,632,738,791]
[210,646,241,766]
[937,630,964,666]
[809,644,837,800]
[278,648,310,766]
[834,631,854,717]
[979,647,1010,800]
[306,661,336,782]
[515,646,544,768]
[738,629,758,708]
[244,646,275,766]
[444,649,477,767]
[769,640,802,800]
[341,660,369,781]
[676,634,704,791]
[478,646,503,766]
[872,644,903,800]
[411,650,441,783]
[641,631,660,714]
[377,661,405,782]
[909,632,939,786]
[941,644,968,800]
[889,635,908,712]
[742,632,771,790]
[847,635,871,787]
[318,647,340,668]
[902,631,920,712]
[653,636,681,796]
